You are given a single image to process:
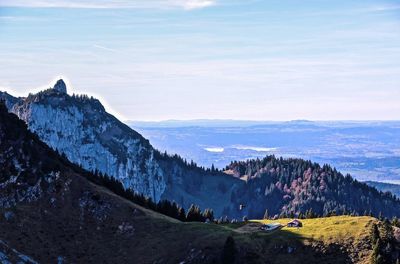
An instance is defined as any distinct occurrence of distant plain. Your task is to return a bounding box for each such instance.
[130,120,400,183]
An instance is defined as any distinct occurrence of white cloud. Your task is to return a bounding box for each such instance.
[232,146,277,152]
[204,147,224,152]
[0,0,217,10]
[182,0,215,10]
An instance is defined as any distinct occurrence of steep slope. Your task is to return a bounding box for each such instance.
[225,156,400,218]
[2,80,400,220]
[0,100,240,263]
[253,216,400,264]
[2,100,388,264]
[0,240,38,264]
[0,91,22,110]
[2,80,239,216]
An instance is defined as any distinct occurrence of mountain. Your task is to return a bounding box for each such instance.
[0,100,233,263]
[0,91,22,110]
[2,79,400,220]
[225,156,400,218]
[1,80,239,216]
[3,98,393,264]
[0,100,243,263]
[365,181,400,198]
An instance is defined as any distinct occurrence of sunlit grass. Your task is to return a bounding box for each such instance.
[251,215,376,244]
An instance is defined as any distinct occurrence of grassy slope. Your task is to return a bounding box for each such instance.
[1,173,378,264]
[0,173,227,264]
[253,216,375,244]
[0,172,378,264]
[247,216,377,264]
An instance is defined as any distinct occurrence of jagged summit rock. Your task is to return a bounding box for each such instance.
[53,79,67,94]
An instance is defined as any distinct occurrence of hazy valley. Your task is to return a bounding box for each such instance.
[0,80,399,263]
[131,120,400,184]
[2,0,400,262]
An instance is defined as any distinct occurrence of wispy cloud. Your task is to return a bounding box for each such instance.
[0,0,217,10]
[93,44,118,53]
[364,4,400,12]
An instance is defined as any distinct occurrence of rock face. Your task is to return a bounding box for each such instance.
[4,79,399,220]
[0,91,22,110]
[8,83,167,202]
[53,79,67,93]
[0,101,394,264]
[2,80,238,216]
[0,103,226,263]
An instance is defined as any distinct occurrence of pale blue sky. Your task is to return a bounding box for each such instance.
[0,0,399,121]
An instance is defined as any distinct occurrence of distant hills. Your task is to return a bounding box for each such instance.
[365,181,400,198]
[1,79,400,220]
[129,119,280,128]
[131,118,400,182]
[129,119,400,128]
[0,99,230,263]
[1,102,399,263]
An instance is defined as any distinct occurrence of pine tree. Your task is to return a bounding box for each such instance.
[392,216,400,228]
[186,204,203,222]
[371,223,380,245]
[178,207,186,222]
[306,208,315,219]
[370,239,381,264]
[381,219,394,242]
[202,208,214,222]
[263,209,269,219]
[378,212,383,221]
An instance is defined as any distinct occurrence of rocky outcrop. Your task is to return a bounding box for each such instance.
[53,79,67,93]
[0,91,22,110]
[3,79,400,220]
[3,80,237,215]
[9,83,167,202]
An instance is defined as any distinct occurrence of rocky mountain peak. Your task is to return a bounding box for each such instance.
[53,79,67,94]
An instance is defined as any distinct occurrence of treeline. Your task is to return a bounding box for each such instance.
[263,207,400,222]
[226,155,400,219]
[73,164,216,223]
[155,150,220,174]
[370,220,399,264]
[24,88,106,113]
[0,101,217,223]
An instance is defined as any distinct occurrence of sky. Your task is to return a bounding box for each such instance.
[0,0,399,121]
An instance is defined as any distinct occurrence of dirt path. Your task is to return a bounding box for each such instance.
[235,222,263,233]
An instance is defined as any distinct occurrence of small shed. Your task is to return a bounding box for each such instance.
[287,219,302,228]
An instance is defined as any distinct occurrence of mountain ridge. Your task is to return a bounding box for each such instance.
[0,100,227,263]
[2,79,400,220]
[2,99,385,264]
[0,82,239,217]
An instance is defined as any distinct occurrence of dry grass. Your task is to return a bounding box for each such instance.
[251,215,377,244]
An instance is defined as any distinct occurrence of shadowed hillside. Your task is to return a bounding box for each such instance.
[2,83,400,221]
[1,94,400,263]
[225,156,400,219]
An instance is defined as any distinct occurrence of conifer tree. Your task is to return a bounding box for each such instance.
[371,223,380,245]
